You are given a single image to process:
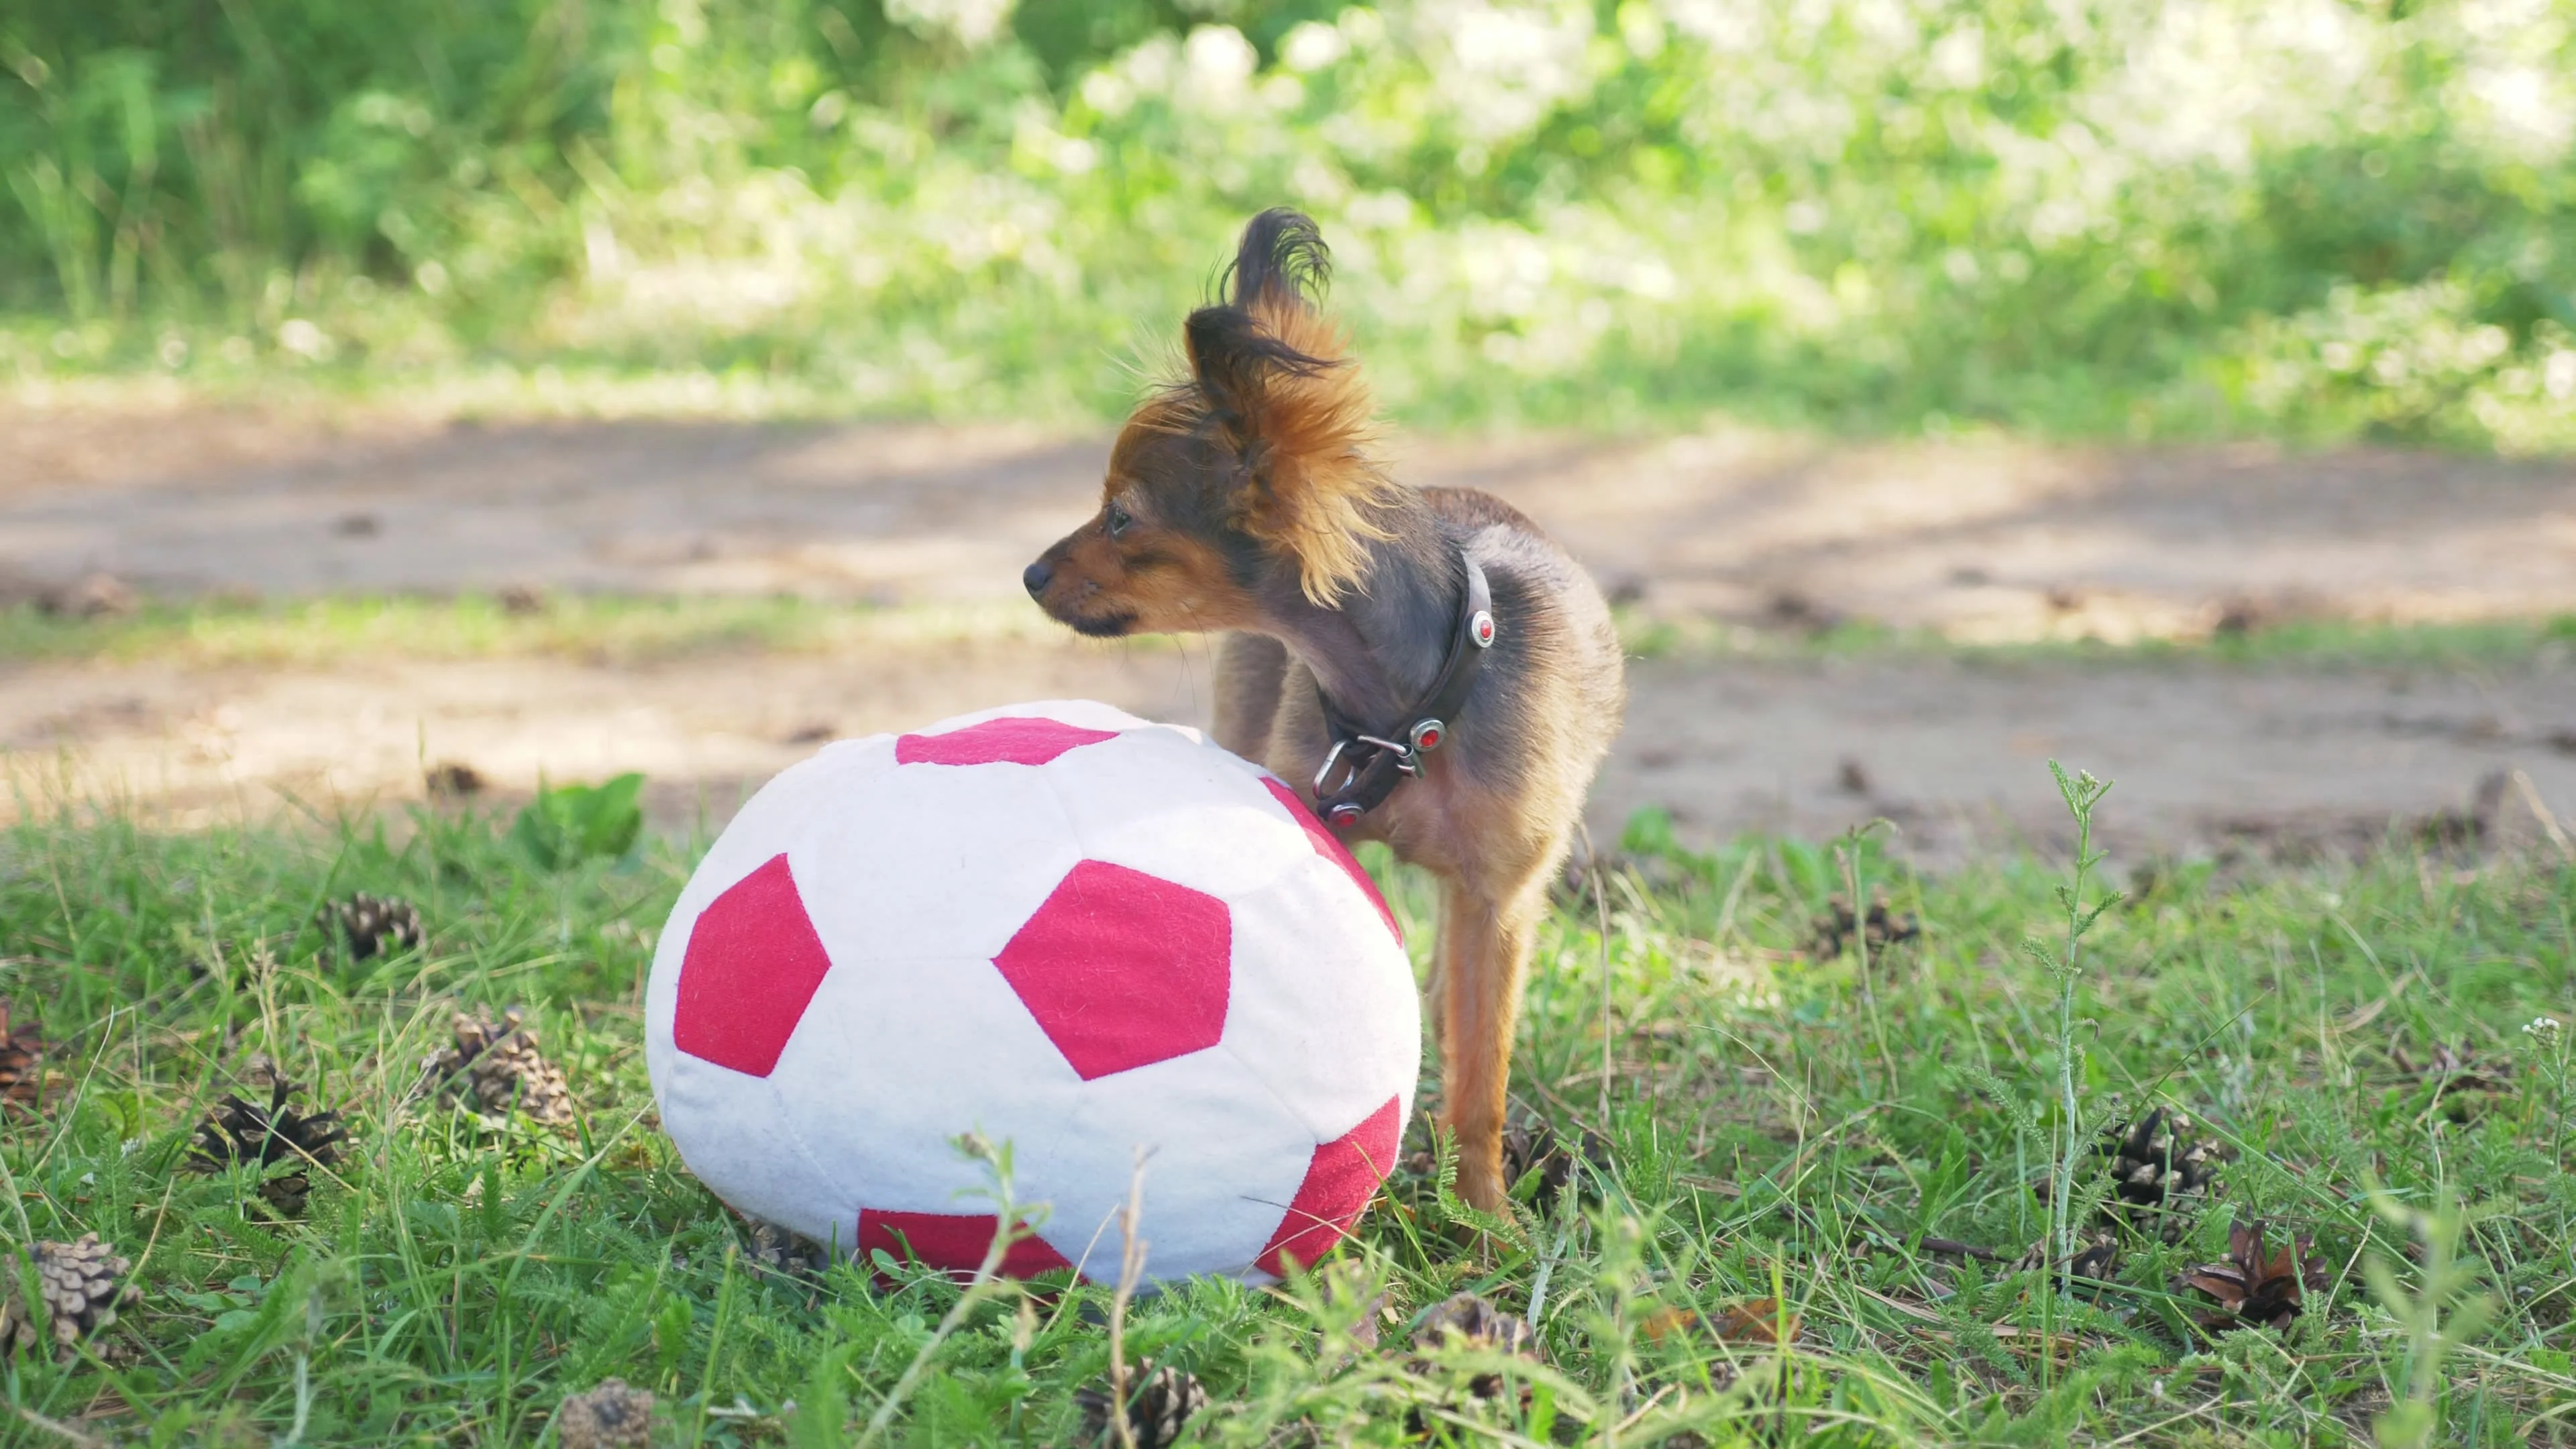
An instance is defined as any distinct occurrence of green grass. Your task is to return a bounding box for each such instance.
[0,594,1091,667]
[1619,611,2576,672]
[2,778,2571,1444]
[9,593,2575,674]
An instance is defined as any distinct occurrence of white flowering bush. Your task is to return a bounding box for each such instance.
[3,0,2573,442]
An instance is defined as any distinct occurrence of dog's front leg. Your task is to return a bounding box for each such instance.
[1436,880,1540,1213]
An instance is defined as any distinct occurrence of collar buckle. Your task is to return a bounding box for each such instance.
[1352,733,1419,776]
[1311,737,1352,796]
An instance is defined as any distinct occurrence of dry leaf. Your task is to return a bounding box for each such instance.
[1639,1306,1699,1342]
[1709,1297,1801,1344]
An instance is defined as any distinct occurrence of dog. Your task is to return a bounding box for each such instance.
[1024,209,1625,1212]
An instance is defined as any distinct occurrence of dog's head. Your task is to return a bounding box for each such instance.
[1024,209,1394,638]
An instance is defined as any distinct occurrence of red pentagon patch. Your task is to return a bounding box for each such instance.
[674,853,834,1077]
[1261,777,1401,943]
[1255,1096,1405,1279]
[896,716,1118,767]
[992,861,1230,1081]
[858,1208,1077,1279]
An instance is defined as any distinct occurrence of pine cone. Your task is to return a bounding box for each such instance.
[1409,1292,1539,1402]
[559,1378,656,1448]
[1,1234,142,1357]
[186,1079,349,1177]
[320,893,425,961]
[233,1053,281,1089]
[2012,1230,2119,1285]
[1074,1358,1208,1448]
[2178,1219,2327,1332]
[424,1006,575,1125]
[1810,890,1920,959]
[2095,1108,2221,1241]
[743,1220,826,1284]
[0,999,54,1112]
[258,1173,314,1218]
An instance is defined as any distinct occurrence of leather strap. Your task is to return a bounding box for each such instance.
[1312,552,1495,828]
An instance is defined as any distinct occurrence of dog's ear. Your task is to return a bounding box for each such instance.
[1183,209,1392,606]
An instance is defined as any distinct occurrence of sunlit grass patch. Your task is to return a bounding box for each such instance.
[1617,608,2576,669]
[1,777,2569,1444]
[0,592,1117,667]
[7,592,2573,674]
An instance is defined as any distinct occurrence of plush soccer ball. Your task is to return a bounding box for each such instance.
[645,700,1418,1285]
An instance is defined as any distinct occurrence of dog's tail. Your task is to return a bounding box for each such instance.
[1189,207,1341,400]
[1224,207,1331,319]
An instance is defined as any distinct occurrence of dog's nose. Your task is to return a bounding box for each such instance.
[1022,561,1054,598]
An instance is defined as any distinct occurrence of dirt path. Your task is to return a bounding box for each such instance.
[10,398,2575,633]
[5,396,2574,861]
[11,641,2573,865]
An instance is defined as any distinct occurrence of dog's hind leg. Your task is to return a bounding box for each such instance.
[1436,877,1544,1214]
[1210,631,1290,761]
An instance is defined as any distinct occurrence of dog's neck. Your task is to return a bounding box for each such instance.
[1259,498,1459,730]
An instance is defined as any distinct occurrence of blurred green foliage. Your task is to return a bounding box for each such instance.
[511,771,647,869]
[4,0,2574,443]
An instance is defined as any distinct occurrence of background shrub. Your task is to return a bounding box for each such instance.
[4,0,2573,443]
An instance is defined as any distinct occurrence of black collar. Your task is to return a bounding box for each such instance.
[1311,552,1495,828]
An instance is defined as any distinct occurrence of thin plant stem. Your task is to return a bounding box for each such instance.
[2047,767,2111,1269]
[856,1139,1032,1449]
[2035,763,2116,1391]
[1105,1146,1152,1449]
[690,1245,741,1443]
[1580,822,1615,1132]
[1834,822,1897,1097]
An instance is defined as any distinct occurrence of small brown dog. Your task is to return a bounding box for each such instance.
[1024,209,1625,1212]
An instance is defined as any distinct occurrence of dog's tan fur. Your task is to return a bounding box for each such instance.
[1026,209,1625,1212]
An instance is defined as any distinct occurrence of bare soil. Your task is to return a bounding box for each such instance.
[5,395,2573,863]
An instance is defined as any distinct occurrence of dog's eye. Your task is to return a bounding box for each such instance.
[1104,502,1134,537]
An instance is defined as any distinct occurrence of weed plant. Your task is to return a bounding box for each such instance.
[5,1,2576,444]
[0,776,2570,1443]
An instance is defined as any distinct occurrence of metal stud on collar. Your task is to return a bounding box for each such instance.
[1470,609,1496,647]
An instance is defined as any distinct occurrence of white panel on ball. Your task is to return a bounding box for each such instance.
[793,761,1086,965]
[1028,1043,1319,1280]
[1037,725,1316,899]
[1220,855,1422,1145]
[764,951,1087,1212]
